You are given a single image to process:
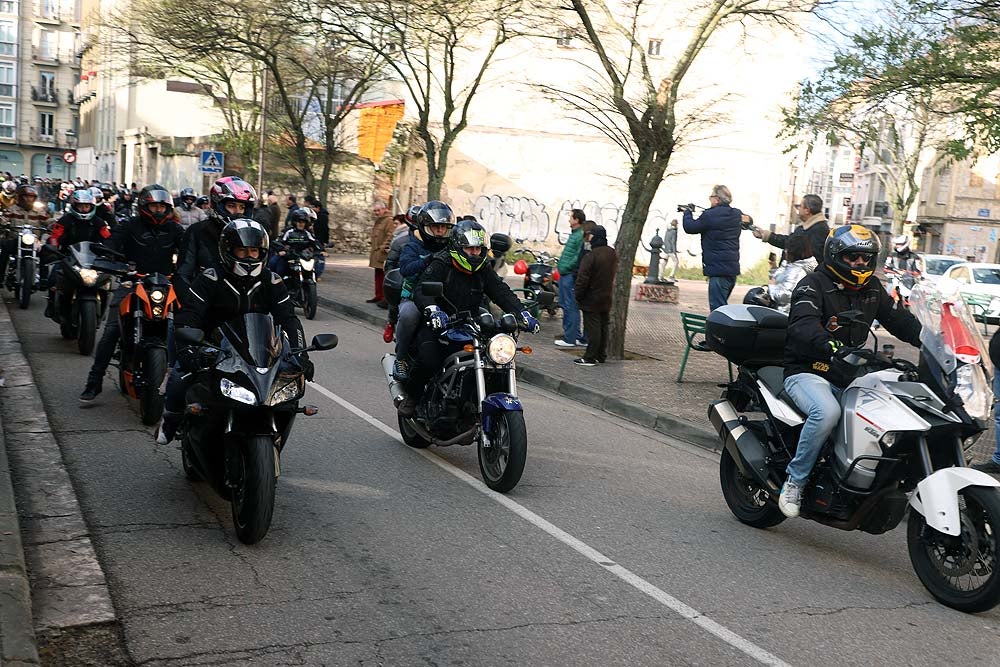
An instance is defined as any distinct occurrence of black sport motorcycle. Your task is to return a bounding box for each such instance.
[511,247,559,318]
[175,315,338,544]
[43,241,128,355]
[3,221,44,309]
[382,282,552,493]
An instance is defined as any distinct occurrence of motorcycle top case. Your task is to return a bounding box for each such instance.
[705,304,786,367]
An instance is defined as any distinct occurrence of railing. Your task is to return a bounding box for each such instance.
[30,86,58,104]
[30,46,58,63]
[28,127,75,146]
[28,126,56,144]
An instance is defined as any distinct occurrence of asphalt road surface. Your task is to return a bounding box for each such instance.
[7,299,1000,666]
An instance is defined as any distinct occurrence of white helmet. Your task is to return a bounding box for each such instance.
[892,234,910,254]
[89,186,104,204]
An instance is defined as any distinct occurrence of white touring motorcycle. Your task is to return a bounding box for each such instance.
[706,282,1000,612]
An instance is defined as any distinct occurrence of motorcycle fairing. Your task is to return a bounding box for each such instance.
[909,467,1000,536]
[214,314,289,405]
[482,393,523,432]
[757,380,804,427]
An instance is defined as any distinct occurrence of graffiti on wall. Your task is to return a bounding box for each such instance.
[553,200,672,246]
[472,194,551,243]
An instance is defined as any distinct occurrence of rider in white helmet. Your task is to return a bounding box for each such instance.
[884,234,922,274]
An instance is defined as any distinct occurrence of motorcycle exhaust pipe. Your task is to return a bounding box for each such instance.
[708,399,779,494]
[381,353,407,408]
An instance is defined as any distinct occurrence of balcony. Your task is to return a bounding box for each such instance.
[31,86,58,106]
[31,46,59,64]
[28,127,75,147]
[71,81,94,105]
[66,87,79,106]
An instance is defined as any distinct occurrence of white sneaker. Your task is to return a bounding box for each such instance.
[778,481,801,518]
[553,339,576,348]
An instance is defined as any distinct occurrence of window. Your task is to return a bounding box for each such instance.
[0,1,15,14]
[39,111,53,137]
[647,38,662,56]
[0,101,13,138]
[0,21,14,56]
[0,62,13,97]
[39,70,54,98]
[38,29,55,59]
[556,28,572,47]
[39,0,57,18]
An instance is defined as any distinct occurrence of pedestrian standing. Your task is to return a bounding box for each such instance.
[310,199,330,248]
[752,193,828,265]
[284,194,300,226]
[682,184,743,311]
[573,225,617,366]
[555,208,586,348]
[367,200,394,308]
[973,329,1000,475]
[662,219,679,282]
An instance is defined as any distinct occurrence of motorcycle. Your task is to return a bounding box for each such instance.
[43,242,128,355]
[280,243,320,320]
[115,272,179,425]
[382,282,553,493]
[3,221,44,309]
[885,267,919,311]
[511,247,559,318]
[705,284,1000,613]
[175,315,338,544]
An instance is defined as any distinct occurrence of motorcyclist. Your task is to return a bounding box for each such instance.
[270,207,323,277]
[42,189,112,317]
[778,224,922,518]
[156,219,311,443]
[399,219,539,416]
[174,176,256,299]
[391,201,454,384]
[884,234,922,274]
[89,185,116,229]
[0,180,16,210]
[115,188,135,221]
[175,186,207,229]
[2,184,53,282]
[79,185,185,401]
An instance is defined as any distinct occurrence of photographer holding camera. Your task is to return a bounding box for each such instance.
[681,184,744,311]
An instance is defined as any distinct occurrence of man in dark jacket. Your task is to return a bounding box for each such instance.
[777,224,922,518]
[573,225,616,366]
[682,184,742,311]
[972,329,1000,474]
[753,193,828,265]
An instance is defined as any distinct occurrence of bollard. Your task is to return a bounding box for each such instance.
[644,229,665,284]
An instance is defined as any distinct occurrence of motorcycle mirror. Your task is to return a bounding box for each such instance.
[489,233,513,255]
[500,313,519,333]
[536,290,555,307]
[420,282,444,297]
[310,333,338,351]
[175,327,205,346]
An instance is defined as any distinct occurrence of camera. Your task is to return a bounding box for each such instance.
[676,203,695,213]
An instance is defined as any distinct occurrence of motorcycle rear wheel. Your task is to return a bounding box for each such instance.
[78,300,97,355]
[304,283,317,320]
[907,485,1000,613]
[479,411,527,493]
[138,347,167,425]
[230,435,277,545]
[398,414,431,449]
[17,259,33,310]
[719,448,786,528]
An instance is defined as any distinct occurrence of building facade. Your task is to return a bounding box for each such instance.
[0,0,80,179]
[916,153,1000,262]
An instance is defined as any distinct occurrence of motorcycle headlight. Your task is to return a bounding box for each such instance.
[149,290,165,303]
[269,378,302,406]
[300,259,315,271]
[20,232,34,245]
[219,378,257,405]
[955,363,991,420]
[487,334,517,365]
[77,267,98,286]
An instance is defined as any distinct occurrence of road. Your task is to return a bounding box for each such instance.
[7,299,1000,666]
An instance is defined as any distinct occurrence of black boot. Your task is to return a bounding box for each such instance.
[79,381,102,402]
[44,295,54,319]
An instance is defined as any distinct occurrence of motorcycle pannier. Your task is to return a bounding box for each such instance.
[705,304,787,367]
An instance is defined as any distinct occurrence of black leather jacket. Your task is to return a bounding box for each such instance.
[108,215,184,276]
[413,252,524,317]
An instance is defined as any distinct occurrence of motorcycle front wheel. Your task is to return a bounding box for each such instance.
[230,435,277,545]
[719,448,786,528]
[479,411,527,493]
[304,283,317,320]
[907,485,1000,613]
[138,347,167,425]
[17,258,33,309]
[78,300,97,355]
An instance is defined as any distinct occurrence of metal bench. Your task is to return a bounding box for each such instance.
[678,311,732,383]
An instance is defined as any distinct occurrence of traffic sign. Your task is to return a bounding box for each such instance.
[62,151,76,164]
[200,150,224,174]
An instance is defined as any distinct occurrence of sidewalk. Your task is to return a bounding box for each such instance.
[316,254,995,463]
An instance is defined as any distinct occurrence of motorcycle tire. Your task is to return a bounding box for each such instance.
[478,411,527,493]
[305,283,317,320]
[180,438,202,481]
[77,300,97,356]
[719,448,786,529]
[398,414,431,449]
[907,485,1000,613]
[17,259,33,310]
[138,347,167,425]
[230,435,277,545]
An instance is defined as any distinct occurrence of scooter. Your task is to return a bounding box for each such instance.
[705,284,1000,613]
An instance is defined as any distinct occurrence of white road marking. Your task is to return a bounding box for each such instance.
[308,381,792,667]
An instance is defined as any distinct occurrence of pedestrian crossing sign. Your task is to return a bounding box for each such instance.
[200,150,224,174]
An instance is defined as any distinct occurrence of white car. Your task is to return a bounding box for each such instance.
[919,254,965,285]
[941,262,1000,323]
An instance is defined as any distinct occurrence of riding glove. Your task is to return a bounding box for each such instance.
[425,305,449,331]
[300,356,315,382]
[519,310,541,334]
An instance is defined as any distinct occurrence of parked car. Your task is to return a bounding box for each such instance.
[919,253,965,285]
[941,262,1000,323]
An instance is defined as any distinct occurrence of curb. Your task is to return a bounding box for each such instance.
[316,294,719,453]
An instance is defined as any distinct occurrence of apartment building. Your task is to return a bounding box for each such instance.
[916,153,1000,262]
[0,0,80,179]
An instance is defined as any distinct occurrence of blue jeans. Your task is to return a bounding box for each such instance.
[708,275,736,311]
[991,373,1000,465]
[784,372,843,486]
[558,273,581,344]
[394,300,421,359]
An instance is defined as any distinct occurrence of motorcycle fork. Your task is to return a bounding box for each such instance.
[473,346,492,448]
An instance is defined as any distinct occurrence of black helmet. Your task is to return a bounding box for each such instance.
[415,200,455,251]
[289,207,312,227]
[194,195,208,208]
[180,187,197,208]
[219,218,270,281]
[137,184,174,224]
[824,224,879,289]
[15,184,37,208]
[449,219,489,273]
[98,182,114,199]
[67,188,97,222]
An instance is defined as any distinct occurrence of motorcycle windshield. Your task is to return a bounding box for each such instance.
[217,313,283,370]
[68,242,98,268]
